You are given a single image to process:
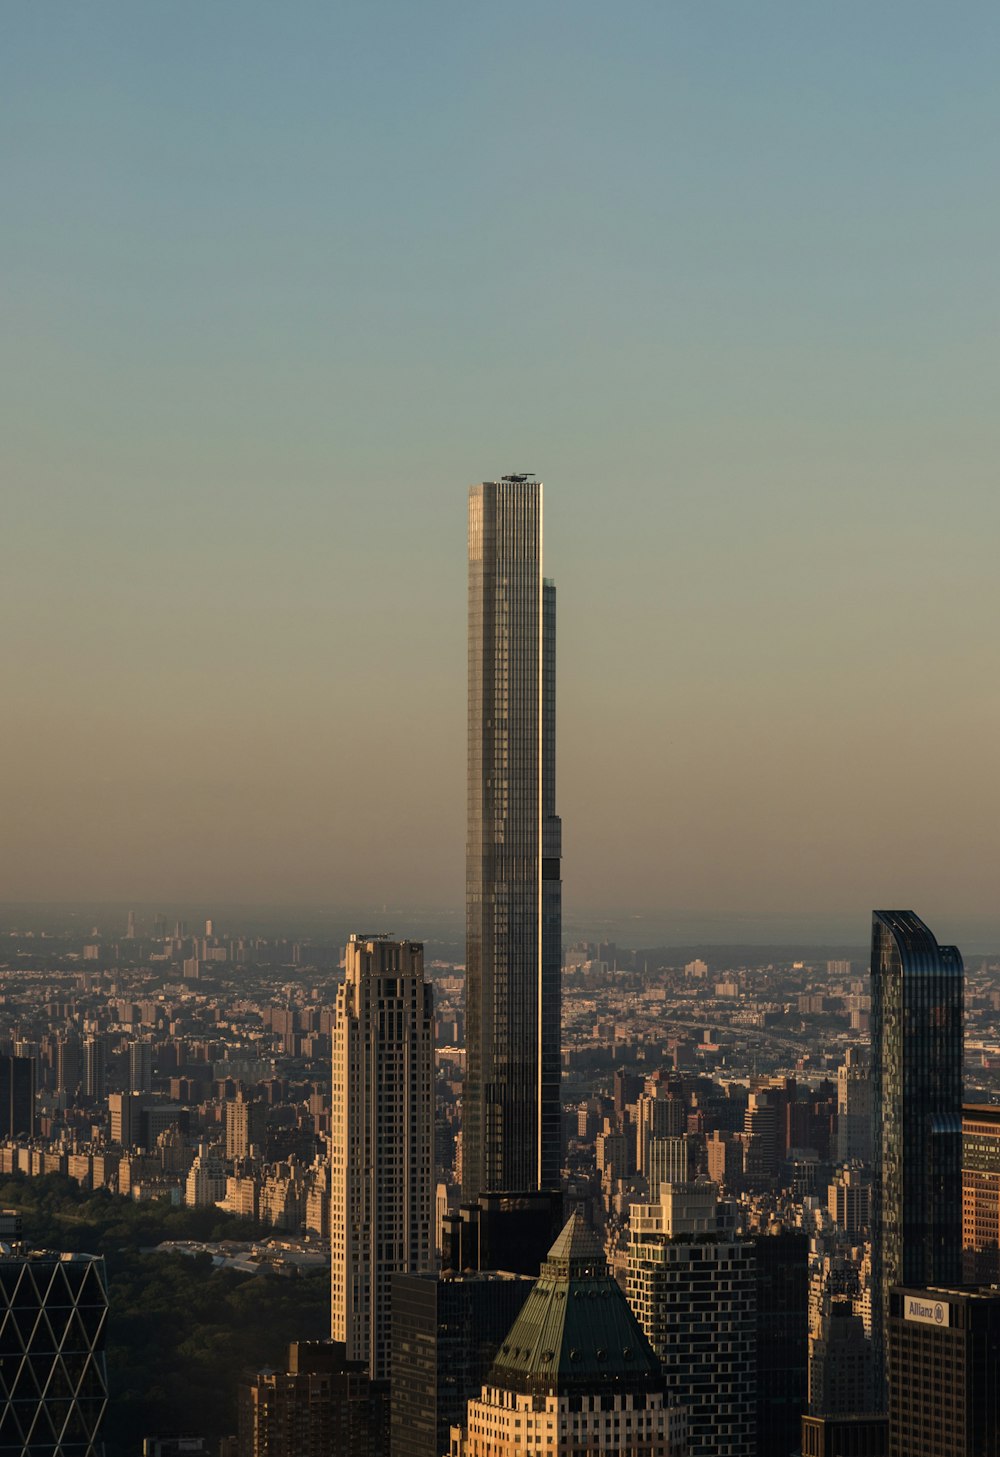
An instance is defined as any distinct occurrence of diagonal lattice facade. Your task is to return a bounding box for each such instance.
[0,1253,108,1456]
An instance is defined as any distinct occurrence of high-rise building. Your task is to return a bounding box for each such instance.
[451,1213,687,1456]
[331,935,433,1381]
[82,1036,107,1104]
[440,1190,563,1279]
[800,1414,887,1457]
[647,1135,690,1200]
[754,1228,808,1457]
[226,1094,266,1161]
[129,1039,153,1094]
[836,1047,873,1165]
[870,910,963,1396]
[55,1037,82,1103]
[809,1297,876,1416]
[109,1091,142,1148]
[0,1055,36,1139]
[636,1092,686,1175]
[0,1237,109,1455]
[239,1341,387,1457]
[828,1167,871,1236]
[887,1285,1000,1457]
[389,1269,533,1457]
[628,1183,756,1457]
[464,475,561,1201]
[961,1103,1000,1283]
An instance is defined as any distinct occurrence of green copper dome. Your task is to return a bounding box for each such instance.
[486,1213,664,1398]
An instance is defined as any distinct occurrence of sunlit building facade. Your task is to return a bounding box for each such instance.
[464,476,561,1201]
[331,935,433,1381]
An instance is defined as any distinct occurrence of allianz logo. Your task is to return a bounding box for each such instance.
[908,1297,946,1323]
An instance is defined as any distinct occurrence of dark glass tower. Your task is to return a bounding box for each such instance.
[464,476,561,1201]
[0,1056,36,1140]
[871,910,963,1399]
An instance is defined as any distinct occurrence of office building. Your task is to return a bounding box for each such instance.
[390,1269,533,1457]
[55,1037,81,1102]
[83,1036,107,1104]
[962,1103,1000,1283]
[109,1092,142,1148]
[331,935,433,1381]
[451,1213,687,1456]
[0,1055,36,1139]
[887,1285,1000,1456]
[239,1341,387,1457]
[800,1414,887,1457]
[706,1130,744,1194]
[647,1135,690,1200]
[226,1094,267,1161]
[828,1168,871,1237]
[464,475,561,1200]
[0,1243,108,1455]
[870,911,963,1393]
[628,1183,756,1456]
[754,1227,807,1457]
[441,1190,563,1278]
[836,1048,873,1166]
[129,1039,153,1094]
[809,1297,876,1416]
[636,1092,686,1176]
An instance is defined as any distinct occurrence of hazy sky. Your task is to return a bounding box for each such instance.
[4,3,999,939]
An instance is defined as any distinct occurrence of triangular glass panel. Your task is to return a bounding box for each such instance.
[0,1309,22,1355]
[77,1301,105,1345]
[10,1265,37,1308]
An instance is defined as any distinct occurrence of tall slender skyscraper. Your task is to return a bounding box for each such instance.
[331,935,433,1382]
[871,910,963,1398]
[464,475,561,1202]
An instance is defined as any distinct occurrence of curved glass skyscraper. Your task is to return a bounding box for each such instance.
[464,476,561,1201]
[871,909,964,1398]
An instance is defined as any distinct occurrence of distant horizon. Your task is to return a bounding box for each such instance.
[2,900,998,958]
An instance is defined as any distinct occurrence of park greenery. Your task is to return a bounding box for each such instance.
[0,1173,329,1455]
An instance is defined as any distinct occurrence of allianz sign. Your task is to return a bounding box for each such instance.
[904,1295,950,1328]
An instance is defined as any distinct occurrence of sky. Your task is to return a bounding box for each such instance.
[4,2,999,944]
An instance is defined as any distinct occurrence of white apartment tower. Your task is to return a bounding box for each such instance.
[331,934,433,1381]
[628,1182,756,1457]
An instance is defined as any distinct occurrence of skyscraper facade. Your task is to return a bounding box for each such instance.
[0,1055,36,1140]
[870,910,963,1395]
[331,935,433,1382]
[464,475,561,1202]
[0,1241,109,1455]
